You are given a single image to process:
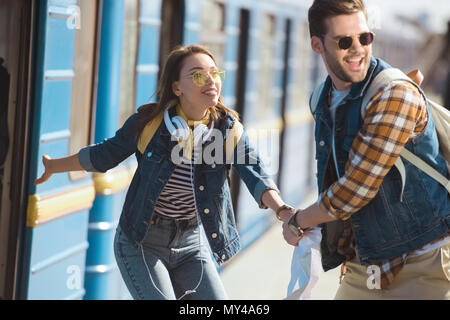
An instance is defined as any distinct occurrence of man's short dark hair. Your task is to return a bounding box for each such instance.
[308,0,367,38]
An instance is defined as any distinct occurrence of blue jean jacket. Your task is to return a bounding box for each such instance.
[312,57,450,269]
[79,111,279,265]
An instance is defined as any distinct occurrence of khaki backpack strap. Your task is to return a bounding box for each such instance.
[362,68,449,195]
[137,112,164,154]
[400,148,450,193]
[361,68,417,118]
[393,157,407,202]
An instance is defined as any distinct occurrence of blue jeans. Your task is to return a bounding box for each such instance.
[114,215,228,300]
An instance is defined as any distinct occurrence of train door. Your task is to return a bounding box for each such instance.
[198,0,226,68]
[232,10,281,247]
[85,0,186,299]
[84,0,136,300]
[0,0,34,300]
[198,0,234,213]
[277,18,292,189]
[229,8,249,216]
[17,0,100,299]
[280,19,317,206]
[135,0,163,107]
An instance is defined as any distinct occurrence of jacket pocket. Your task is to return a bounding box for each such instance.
[141,150,163,165]
[203,164,228,195]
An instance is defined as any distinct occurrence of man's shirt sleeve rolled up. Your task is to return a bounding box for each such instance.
[320,81,428,220]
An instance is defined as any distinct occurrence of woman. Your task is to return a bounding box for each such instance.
[35,45,295,300]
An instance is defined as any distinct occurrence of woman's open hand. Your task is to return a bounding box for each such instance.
[34,154,54,185]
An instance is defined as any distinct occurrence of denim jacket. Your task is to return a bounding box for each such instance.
[312,57,450,269]
[79,111,279,265]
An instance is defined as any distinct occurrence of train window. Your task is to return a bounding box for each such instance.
[257,13,276,120]
[118,0,139,127]
[159,0,184,78]
[69,0,98,181]
[199,0,226,68]
[292,21,313,109]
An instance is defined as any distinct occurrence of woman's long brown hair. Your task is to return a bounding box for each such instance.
[134,45,239,137]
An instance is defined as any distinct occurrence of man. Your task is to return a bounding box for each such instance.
[283,0,450,299]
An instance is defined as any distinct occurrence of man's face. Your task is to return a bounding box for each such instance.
[312,11,372,90]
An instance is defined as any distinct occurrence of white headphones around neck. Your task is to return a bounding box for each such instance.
[163,102,214,144]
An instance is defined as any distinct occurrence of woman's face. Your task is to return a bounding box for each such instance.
[172,53,222,119]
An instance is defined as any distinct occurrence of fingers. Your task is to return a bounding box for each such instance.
[278,208,295,223]
[282,222,302,247]
[34,172,49,185]
[34,154,52,185]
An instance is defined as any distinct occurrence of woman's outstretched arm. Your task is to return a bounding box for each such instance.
[34,153,84,185]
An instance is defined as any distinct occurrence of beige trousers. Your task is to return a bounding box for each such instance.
[334,243,450,300]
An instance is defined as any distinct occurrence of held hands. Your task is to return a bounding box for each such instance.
[276,205,295,223]
[34,154,54,185]
[282,209,304,247]
[274,205,303,246]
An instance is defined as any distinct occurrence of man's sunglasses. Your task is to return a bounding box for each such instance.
[187,70,225,87]
[327,32,375,50]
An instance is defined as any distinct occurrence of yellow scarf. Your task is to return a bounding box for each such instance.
[176,105,211,160]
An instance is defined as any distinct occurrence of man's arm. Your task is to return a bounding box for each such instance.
[320,81,427,220]
[284,81,427,245]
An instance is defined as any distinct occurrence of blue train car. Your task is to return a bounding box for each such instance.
[0,0,334,300]
[0,0,429,300]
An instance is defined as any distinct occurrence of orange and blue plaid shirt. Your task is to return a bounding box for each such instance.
[319,80,449,289]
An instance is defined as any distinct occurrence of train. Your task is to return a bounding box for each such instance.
[0,0,444,300]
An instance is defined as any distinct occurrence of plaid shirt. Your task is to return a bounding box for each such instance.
[319,80,449,289]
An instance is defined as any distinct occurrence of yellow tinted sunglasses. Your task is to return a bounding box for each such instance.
[188,70,225,87]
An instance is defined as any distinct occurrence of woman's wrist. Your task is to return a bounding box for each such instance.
[276,204,295,222]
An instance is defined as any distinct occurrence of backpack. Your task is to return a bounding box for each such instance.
[310,68,450,194]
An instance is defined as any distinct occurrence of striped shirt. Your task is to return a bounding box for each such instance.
[319,80,450,289]
[153,140,202,221]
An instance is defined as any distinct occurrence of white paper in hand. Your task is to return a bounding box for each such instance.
[286,227,323,300]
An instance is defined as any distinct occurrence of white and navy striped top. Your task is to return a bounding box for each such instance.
[153,158,198,220]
